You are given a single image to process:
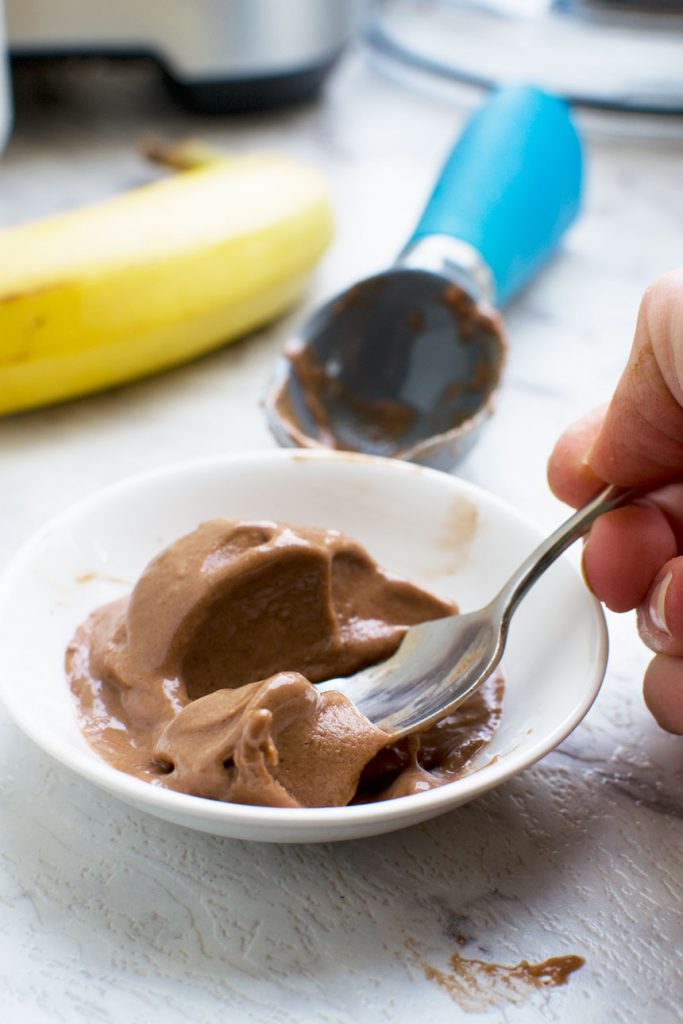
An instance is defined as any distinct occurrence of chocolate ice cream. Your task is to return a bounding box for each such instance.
[67,520,503,808]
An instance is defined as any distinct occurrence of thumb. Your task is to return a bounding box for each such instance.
[589,270,683,487]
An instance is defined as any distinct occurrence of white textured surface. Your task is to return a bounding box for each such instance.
[1,50,682,1023]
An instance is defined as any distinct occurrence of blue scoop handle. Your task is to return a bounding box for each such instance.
[409,85,582,306]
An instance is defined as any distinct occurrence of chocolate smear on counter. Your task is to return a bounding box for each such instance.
[407,937,584,1012]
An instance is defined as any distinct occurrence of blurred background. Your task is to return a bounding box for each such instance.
[1,0,681,508]
[1,0,682,151]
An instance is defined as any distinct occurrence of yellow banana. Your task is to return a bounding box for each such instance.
[0,140,333,415]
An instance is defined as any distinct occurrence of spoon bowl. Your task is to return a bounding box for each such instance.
[321,485,634,737]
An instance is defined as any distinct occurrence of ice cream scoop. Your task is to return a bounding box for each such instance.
[266,85,582,471]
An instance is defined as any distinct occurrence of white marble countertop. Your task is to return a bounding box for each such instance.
[1,48,682,1024]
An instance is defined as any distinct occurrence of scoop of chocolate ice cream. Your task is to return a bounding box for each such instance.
[67,519,502,807]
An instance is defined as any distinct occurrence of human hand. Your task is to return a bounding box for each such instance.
[548,270,683,734]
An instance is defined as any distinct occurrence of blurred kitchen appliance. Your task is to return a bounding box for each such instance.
[367,0,683,113]
[5,0,360,112]
[0,3,10,152]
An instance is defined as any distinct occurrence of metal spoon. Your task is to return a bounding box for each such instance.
[266,85,583,472]
[318,485,636,737]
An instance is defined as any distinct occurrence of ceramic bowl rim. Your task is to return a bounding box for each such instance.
[0,449,609,835]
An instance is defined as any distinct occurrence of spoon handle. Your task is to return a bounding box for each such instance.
[495,485,642,624]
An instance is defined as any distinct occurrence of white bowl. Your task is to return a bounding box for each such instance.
[0,450,607,843]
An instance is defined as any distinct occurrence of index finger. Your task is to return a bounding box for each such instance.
[547,406,607,508]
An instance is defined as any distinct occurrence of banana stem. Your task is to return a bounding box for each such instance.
[141,136,230,172]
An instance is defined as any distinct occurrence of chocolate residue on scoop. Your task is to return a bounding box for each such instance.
[270,281,505,459]
[67,520,504,808]
[277,341,417,452]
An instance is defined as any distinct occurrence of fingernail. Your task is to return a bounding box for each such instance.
[649,572,673,636]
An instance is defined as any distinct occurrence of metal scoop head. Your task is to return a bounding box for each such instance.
[265,245,506,472]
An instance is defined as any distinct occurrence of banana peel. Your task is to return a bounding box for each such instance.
[0,139,334,415]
